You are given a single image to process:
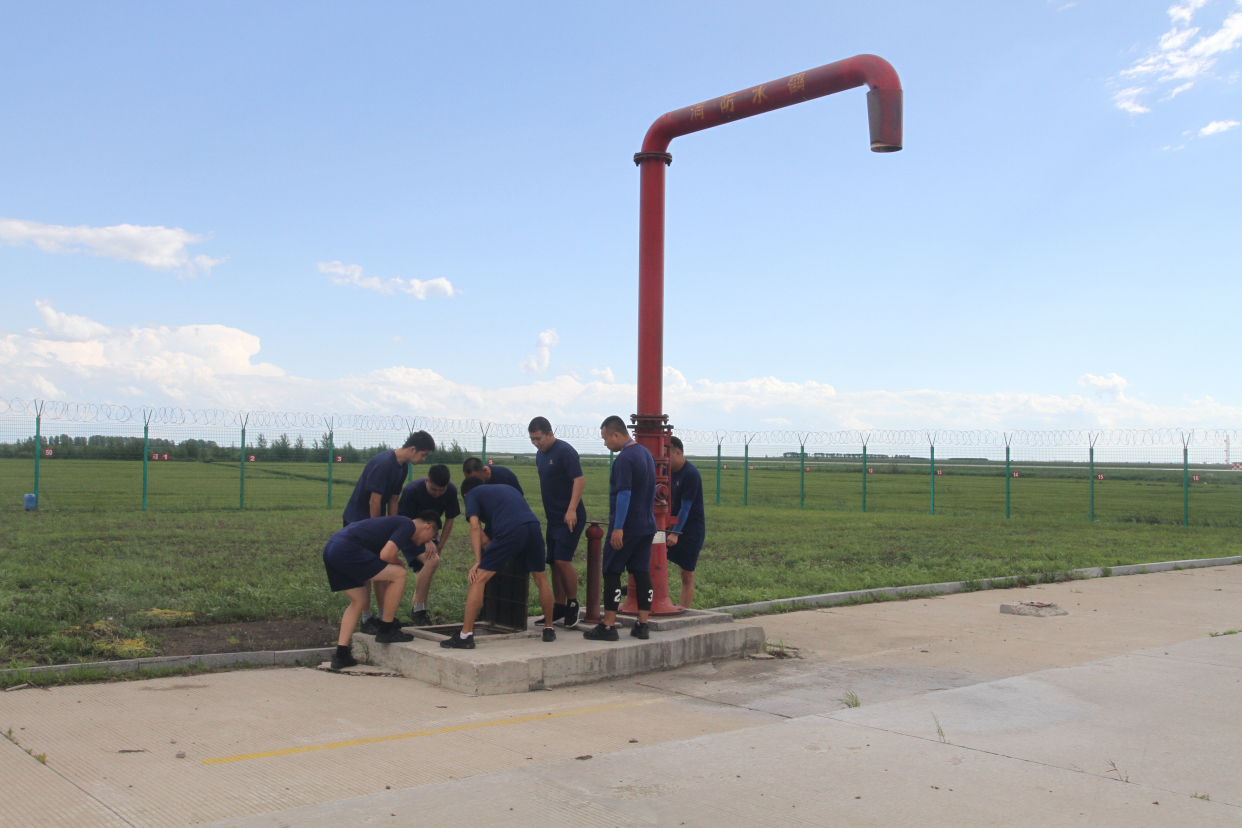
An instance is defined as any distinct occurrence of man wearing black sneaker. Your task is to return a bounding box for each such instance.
[528,416,586,629]
[666,436,706,608]
[396,464,461,626]
[443,477,556,649]
[322,511,441,670]
[583,416,656,642]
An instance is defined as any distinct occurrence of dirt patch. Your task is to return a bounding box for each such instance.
[152,619,336,656]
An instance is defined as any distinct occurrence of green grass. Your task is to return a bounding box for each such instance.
[3,500,1240,669]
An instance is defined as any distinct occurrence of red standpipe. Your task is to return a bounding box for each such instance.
[623,54,903,616]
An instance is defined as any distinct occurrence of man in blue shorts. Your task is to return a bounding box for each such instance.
[342,430,436,632]
[462,456,523,494]
[529,416,586,629]
[322,511,441,670]
[666,436,706,608]
[583,415,656,642]
[442,477,556,648]
[396,464,460,626]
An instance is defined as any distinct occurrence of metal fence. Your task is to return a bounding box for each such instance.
[2,397,1239,525]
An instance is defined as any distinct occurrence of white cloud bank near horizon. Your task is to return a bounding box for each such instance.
[0,217,223,277]
[1,302,1237,430]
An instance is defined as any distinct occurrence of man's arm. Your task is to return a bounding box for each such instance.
[388,494,399,517]
[379,540,403,565]
[564,476,585,531]
[439,517,455,549]
[369,492,384,518]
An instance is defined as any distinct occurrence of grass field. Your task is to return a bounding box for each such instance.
[3,496,1240,669]
[3,456,1240,526]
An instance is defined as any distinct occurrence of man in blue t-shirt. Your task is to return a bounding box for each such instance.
[321,512,441,670]
[528,416,586,629]
[583,415,656,642]
[667,436,706,608]
[342,430,436,633]
[396,464,461,626]
[462,456,524,494]
[440,477,556,649]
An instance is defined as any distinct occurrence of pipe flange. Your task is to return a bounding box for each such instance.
[633,151,672,166]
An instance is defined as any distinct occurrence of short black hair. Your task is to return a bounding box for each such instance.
[459,476,483,497]
[462,457,484,475]
[427,464,450,487]
[527,416,552,434]
[404,430,435,452]
[670,436,684,453]
[600,415,628,435]
[414,509,442,531]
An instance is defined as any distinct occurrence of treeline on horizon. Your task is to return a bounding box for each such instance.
[0,433,470,465]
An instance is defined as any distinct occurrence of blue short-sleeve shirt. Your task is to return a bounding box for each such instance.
[342,450,408,525]
[485,464,523,494]
[397,479,461,521]
[670,461,706,542]
[608,441,657,535]
[331,515,419,558]
[464,483,539,538]
[535,438,585,524]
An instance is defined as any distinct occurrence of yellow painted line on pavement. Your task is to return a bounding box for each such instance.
[202,698,663,765]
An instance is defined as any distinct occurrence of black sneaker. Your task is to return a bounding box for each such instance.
[409,609,433,627]
[582,623,619,641]
[562,600,580,629]
[440,634,475,649]
[630,622,650,640]
[536,604,565,627]
[542,627,556,642]
[374,624,414,644]
[359,617,381,635]
[330,652,358,670]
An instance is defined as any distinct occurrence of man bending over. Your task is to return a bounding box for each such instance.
[583,415,656,642]
[462,456,523,494]
[443,476,556,649]
[322,511,441,670]
[396,463,460,626]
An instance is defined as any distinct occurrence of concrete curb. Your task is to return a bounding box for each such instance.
[1,647,334,680]
[711,555,1242,617]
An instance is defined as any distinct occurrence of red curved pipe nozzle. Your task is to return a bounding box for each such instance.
[640,54,902,155]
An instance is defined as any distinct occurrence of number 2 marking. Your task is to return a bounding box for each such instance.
[614,589,623,604]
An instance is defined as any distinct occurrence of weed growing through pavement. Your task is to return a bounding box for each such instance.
[932,713,946,743]
[1105,760,1129,783]
[840,691,861,708]
[1209,630,1238,637]
[765,639,787,657]
[1193,793,1211,801]
[4,727,47,764]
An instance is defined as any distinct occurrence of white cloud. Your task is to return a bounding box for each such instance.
[1199,118,1241,135]
[2,305,1239,431]
[1112,2,1242,113]
[590,367,616,383]
[390,335,405,345]
[519,329,559,375]
[318,261,457,299]
[0,217,223,277]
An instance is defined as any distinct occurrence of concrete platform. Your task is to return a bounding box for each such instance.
[355,609,765,695]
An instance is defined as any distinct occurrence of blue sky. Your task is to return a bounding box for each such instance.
[0,1,1238,431]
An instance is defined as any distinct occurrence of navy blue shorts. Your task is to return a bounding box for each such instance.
[400,548,426,572]
[323,539,389,592]
[602,532,654,575]
[545,520,585,564]
[480,522,545,574]
[666,535,703,572]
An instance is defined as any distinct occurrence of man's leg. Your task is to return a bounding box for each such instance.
[410,555,437,623]
[553,560,578,605]
[370,565,414,643]
[462,571,494,635]
[550,564,567,604]
[679,569,695,609]
[532,571,555,630]
[338,587,370,646]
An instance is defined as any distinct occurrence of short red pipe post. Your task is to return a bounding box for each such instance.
[584,521,604,623]
[625,55,902,616]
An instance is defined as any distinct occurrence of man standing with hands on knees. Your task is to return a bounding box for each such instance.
[528,416,586,628]
[584,415,656,642]
[666,436,706,608]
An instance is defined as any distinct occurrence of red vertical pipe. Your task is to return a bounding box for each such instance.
[636,157,668,417]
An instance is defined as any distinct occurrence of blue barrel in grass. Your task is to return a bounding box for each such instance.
[23,493,37,510]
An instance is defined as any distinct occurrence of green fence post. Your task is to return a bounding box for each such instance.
[861,443,867,513]
[799,444,806,508]
[142,420,149,511]
[1183,443,1189,527]
[1089,445,1095,523]
[743,442,749,506]
[715,442,721,505]
[240,420,247,511]
[1005,443,1011,520]
[327,429,334,509]
[33,407,42,508]
[609,450,614,470]
[482,434,487,464]
[929,444,936,516]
